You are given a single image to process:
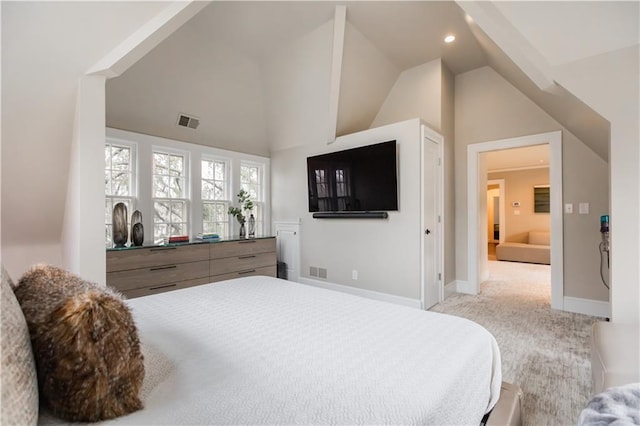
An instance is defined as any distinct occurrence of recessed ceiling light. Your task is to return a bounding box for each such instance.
[444,35,456,43]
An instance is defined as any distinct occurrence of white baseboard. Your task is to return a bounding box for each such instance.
[444,281,457,298]
[455,280,475,295]
[563,296,610,318]
[298,277,423,309]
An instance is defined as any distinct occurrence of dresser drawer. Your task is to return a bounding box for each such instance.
[119,277,211,299]
[107,260,210,292]
[107,243,210,272]
[209,265,276,283]
[210,238,275,259]
[209,252,276,276]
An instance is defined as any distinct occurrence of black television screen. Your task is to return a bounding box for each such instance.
[307,140,398,212]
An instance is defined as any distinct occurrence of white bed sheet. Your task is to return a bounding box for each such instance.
[40,276,501,425]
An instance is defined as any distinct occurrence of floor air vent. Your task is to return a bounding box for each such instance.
[177,113,200,130]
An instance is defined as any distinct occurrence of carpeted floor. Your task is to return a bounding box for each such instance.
[430,260,599,426]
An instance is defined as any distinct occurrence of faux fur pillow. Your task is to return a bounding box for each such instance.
[14,265,144,422]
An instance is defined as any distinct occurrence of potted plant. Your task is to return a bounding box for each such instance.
[228,189,254,238]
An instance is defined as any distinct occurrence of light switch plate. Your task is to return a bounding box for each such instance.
[565,203,573,214]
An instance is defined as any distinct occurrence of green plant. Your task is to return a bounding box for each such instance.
[228,189,254,224]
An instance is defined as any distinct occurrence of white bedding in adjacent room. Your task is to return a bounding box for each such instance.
[40,276,501,425]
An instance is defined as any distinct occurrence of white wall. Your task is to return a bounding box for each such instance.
[455,66,609,302]
[263,20,334,153]
[554,45,639,323]
[61,76,107,285]
[106,13,269,157]
[440,63,456,286]
[271,119,423,300]
[371,59,442,130]
[335,21,400,137]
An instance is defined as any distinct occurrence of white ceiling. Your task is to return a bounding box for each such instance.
[191,2,488,74]
[493,1,639,67]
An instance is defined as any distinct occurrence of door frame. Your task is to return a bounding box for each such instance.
[420,124,444,309]
[467,131,563,310]
[487,179,506,244]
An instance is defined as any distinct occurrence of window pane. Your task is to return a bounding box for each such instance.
[105,146,112,166]
[170,201,185,223]
[202,160,213,180]
[105,170,112,194]
[202,181,214,200]
[169,177,184,198]
[154,175,169,198]
[112,147,130,170]
[154,201,171,223]
[154,224,168,244]
[214,162,225,181]
[169,155,183,176]
[214,203,226,221]
[214,182,225,200]
[153,153,168,174]
[112,172,130,196]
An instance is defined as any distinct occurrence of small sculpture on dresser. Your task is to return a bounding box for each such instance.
[112,202,128,248]
[131,210,144,246]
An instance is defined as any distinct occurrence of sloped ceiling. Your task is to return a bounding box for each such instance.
[106,1,489,152]
[1,1,168,245]
[106,1,616,163]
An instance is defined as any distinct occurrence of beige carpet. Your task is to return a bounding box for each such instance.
[430,260,599,426]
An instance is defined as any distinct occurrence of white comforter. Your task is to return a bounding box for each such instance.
[41,276,501,425]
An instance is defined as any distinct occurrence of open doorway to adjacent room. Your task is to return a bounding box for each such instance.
[467,131,563,310]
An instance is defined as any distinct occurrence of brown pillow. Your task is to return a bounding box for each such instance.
[14,265,144,422]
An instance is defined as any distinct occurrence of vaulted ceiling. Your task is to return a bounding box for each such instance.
[104,1,633,162]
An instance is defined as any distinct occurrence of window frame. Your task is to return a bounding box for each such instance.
[105,139,137,247]
[151,147,190,244]
[240,161,265,236]
[201,156,231,237]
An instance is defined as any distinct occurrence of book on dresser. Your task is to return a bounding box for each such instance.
[106,237,277,298]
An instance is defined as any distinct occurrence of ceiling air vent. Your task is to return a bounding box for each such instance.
[177,113,200,130]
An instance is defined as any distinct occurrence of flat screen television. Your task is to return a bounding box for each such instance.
[307,140,398,212]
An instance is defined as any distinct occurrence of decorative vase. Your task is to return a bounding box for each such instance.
[248,214,255,238]
[239,222,246,238]
[112,202,128,248]
[132,223,144,246]
[131,210,143,246]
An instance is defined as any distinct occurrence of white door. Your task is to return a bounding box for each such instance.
[423,136,440,309]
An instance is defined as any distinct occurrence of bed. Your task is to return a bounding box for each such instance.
[35,275,502,425]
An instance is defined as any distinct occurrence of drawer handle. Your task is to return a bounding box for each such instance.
[150,247,177,252]
[238,240,257,244]
[238,255,257,259]
[149,265,177,272]
[238,269,256,275]
[149,283,177,291]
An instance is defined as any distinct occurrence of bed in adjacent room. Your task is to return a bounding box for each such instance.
[34,275,501,425]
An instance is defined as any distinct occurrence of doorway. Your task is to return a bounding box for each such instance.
[467,131,563,310]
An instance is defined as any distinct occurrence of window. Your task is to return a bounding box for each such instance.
[240,162,264,235]
[202,158,230,237]
[105,142,136,247]
[153,150,188,243]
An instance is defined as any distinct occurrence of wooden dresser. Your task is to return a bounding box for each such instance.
[107,237,276,298]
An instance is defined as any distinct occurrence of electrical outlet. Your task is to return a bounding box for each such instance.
[352,270,358,280]
[310,266,318,277]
